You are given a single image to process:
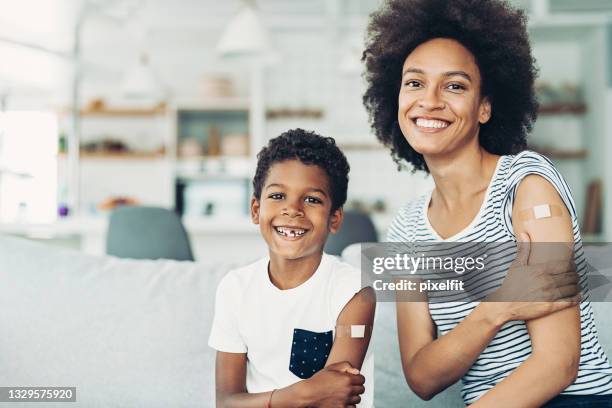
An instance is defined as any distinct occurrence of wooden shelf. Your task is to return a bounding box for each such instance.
[59,152,167,160]
[538,103,586,115]
[266,108,324,119]
[57,101,168,117]
[177,155,251,161]
[530,147,588,160]
[338,143,385,151]
[79,107,167,117]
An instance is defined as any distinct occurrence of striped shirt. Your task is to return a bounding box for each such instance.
[387,150,612,404]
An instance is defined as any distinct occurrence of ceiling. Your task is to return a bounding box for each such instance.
[0,0,385,100]
[1,0,611,102]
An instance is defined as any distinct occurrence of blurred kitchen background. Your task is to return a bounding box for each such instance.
[1,0,611,263]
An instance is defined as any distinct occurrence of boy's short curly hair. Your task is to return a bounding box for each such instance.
[362,0,538,172]
[252,129,350,212]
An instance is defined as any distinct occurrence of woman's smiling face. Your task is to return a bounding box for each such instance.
[398,38,491,158]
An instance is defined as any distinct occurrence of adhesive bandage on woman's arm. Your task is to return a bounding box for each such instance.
[518,204,563,221]
[335,325,373,339]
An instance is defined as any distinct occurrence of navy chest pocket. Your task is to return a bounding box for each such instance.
[289,328,333,379]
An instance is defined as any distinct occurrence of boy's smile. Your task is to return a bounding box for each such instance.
[273,225,308,239]
[251,159,343,262]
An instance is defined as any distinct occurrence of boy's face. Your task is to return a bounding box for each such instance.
[251,159,343,261]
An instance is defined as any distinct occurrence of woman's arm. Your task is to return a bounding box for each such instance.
[397,236,578,400]
[215,352,365,408]
[397,177,580,399]
[397,289,509,400]
[470,175,581,407]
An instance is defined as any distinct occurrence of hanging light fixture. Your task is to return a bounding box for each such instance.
[121,52,163,99]
[340,43,363,75]
[339,1,365,75]
[120,4,165,100]
[217,0,272,57]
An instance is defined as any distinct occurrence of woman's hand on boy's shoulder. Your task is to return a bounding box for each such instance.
[298,361,365,407]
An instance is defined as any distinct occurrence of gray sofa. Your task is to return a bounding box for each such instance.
[1,235,611,407]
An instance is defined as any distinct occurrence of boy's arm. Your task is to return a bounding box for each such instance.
[470,175,580,407]
[212,275,316,407]
[216,352,365,408]
[325,287,376,370]
[215,351,309,407]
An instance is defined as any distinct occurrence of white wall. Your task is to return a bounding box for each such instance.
[2,3,610,237]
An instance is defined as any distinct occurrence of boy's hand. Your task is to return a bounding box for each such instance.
[303,362,365,407]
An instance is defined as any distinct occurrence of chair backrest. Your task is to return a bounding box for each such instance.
[324,210,378,256]
[106,206,194,261]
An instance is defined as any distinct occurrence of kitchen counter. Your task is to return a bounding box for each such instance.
[1,213,393,263]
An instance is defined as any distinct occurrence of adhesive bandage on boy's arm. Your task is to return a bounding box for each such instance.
[335,324,373,339]
[518,204,563,221]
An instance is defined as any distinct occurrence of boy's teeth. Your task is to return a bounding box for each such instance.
[275,227,306,237]
[416,118,450,129]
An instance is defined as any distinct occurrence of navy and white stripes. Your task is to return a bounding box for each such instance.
[387,151,612,404]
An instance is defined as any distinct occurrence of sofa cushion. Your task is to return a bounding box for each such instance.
[3,236,611,408]
[0,235,230,407]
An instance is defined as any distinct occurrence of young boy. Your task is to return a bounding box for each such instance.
[208,129,375,407]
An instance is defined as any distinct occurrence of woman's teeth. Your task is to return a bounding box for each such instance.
[415,118,450,129]
[275,226,306,237]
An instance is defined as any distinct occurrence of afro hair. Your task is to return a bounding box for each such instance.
[362,0,539,172]
[252,128,350,212]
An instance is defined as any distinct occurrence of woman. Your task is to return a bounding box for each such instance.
[362,0,612,406]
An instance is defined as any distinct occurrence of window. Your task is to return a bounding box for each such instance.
[0,111,58,223]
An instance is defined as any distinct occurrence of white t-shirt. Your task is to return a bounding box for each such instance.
[208,253,374,407]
